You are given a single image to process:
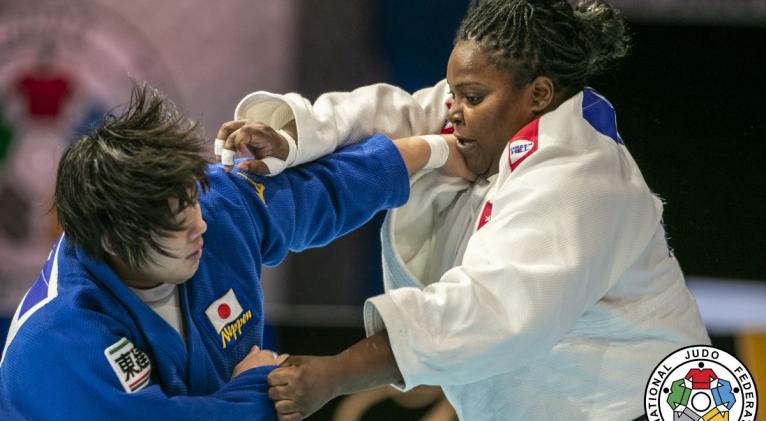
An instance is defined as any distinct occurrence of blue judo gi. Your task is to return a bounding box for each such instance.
[0,135,408,420]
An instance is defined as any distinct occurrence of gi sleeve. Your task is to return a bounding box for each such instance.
[364,139,663,389]
[0,312,278,420]
[242,134,410,266]
[233,80,451,170]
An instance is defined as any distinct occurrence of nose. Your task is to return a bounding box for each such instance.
[190,218,207,241]
[447,100,463,127]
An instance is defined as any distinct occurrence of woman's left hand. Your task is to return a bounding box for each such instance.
[231,346,289,379]
[267,355,342,421]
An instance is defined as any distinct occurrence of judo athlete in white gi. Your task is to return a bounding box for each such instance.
[0,84,471,420]
[223,1,711,420]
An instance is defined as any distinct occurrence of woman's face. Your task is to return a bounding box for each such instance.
[446,40,537,177]
[109,198,208,289]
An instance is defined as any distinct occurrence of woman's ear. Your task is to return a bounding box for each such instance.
[529,76,555,114]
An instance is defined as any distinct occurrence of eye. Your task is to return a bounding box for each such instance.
[466,95,483,105]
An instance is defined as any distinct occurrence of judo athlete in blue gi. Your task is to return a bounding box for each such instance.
[0,84,468,420]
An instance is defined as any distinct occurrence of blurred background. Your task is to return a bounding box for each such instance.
[0,0,763,419]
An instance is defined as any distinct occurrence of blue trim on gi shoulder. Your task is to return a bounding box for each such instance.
[19,236,63,318]
[581,87,623,145]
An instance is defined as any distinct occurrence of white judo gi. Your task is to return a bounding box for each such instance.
[234,82,710,420]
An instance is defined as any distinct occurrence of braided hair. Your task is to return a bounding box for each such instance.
[456,0,630,97]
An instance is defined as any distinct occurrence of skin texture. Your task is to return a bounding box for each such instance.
[264,40,560,421]
[217,120,298,174]
[108,198,289,374]
[216,123,475,180]
[447,39,555,178]
[232,346,290,379]
[107,198,207,289]
[104,119,474,384]
[267,332,402,421]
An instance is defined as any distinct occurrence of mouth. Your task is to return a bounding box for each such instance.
[187,241,204,260]
[455,134,478,149]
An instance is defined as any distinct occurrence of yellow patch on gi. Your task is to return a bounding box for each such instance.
[236,172,266,204]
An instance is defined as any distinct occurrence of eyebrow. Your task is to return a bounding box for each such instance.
[453,82,489,90]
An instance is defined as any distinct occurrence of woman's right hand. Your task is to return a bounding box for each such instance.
[215,120,297,174]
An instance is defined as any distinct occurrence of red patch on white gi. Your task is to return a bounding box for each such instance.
[507,118,539,171]
[477,201,493,230]
[205,289,243,333]
[441,99,455,134]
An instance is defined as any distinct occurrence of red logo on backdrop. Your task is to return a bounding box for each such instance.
[477,201,493,230]
[16,71,73,118]
[508,118,539,172]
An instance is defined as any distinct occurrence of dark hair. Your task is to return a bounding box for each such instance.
[456,0,630,97]
[54,82,209,268]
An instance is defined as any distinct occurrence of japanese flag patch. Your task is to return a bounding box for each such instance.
[205,288,253,349]
[104,337,151,393]
[205,288,244,334]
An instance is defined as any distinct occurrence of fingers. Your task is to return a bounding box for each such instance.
[268,354,304,383]
[235,159,271,176]
[276,411,303,421]
[272,394,304,420]
[268,384,293,401]
[232,347,291,379]
[222,122,289,172]
[250,347,288,365]
[274,398,301,414]
[217,120,248,144]
[224,124,274,158]
[275,353,290,366]
[268,366,293,386]
[223,124,281,157]
[216,120,247,158]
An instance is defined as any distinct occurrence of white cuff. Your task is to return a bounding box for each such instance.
[364,295,415,392]
[421,135,449,170]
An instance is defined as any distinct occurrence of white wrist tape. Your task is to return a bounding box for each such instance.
[421,135,449,170]
[259,129,298,176]
[214,138,225,156]
[221,148,236,166]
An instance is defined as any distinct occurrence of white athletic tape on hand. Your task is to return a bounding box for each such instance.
[214,139,224,156]
[421,135,450,170]
[259,156,287,175]
[260,129,297,176]
[278,129,297,166]
[221,148,236,166]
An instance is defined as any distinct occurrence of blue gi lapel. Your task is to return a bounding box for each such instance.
[177,277,221,395]
[75,247,190,394]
